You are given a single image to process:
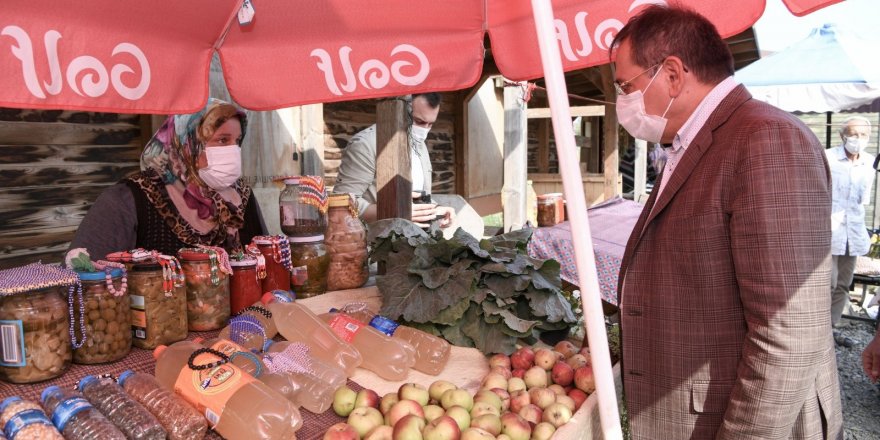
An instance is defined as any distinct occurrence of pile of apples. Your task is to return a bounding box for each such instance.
[323,341,594,440]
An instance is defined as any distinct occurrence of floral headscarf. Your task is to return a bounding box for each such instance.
[138,98,250,230]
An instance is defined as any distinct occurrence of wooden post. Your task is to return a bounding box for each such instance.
[300,103,324,176]
[503,82,528,232]
[634,138,647,201]
[454,91,467,196]
[537,119,550,173]
[375,98,412,220]
[599,65,619,200]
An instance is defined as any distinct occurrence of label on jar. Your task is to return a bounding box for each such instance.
[327,314,364,343]
[51,397,92,431]
[290,265,308,286]
[0,320,25,367]
[4,408,54,439]
[174,350,255,428]
[130,295,147,340]
[368,315,400,337]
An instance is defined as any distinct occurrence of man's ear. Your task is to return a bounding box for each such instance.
[661,56,687,98]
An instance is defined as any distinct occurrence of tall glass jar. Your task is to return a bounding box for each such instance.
[127,261,188,349]
[0,286,72,383]
[279,176,328,237]
[229,255,262,316]
[179,249,230,331]
[325,194,369,291]
[537,193,565,227]
[73,269,132,364]
[251,236,291,292]
[289,236,331,298]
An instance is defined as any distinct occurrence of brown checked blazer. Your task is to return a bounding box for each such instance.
[617,85,843,440]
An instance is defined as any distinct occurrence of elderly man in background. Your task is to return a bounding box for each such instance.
[827,116,875,348]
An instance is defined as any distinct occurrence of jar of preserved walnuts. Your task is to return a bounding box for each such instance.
[325,194,368,290]
[289,236,331,298]
[179,249,231,331]
[73,268,132,364]
[127,259,188,349]
[0,263,79,383]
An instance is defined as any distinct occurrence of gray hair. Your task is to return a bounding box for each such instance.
[839,116,872,135]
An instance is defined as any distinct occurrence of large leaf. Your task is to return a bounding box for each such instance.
[379,263,477,323]
[460,304,518,355]
[524,288,578,323]
[452,228,491,259]
[482,273,529,299]
[369,218,435,246]
[411,259,476,289]
[403,321,443,337]
[415,238,470,265]
[529,258,563,291]
[432,297,471,325]
[481,301,539,336]
[441,323,474,348]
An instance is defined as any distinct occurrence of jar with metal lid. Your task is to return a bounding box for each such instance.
[325,194,369,290]
[73,268,132,364]
[279,176,328,237]
[127,260,188,349]
[178,249,231,331]
[289,235,331,298]
[251,236,291,292]
[0,286,73,383]
[537,193,565,227]
[229,255,262,316]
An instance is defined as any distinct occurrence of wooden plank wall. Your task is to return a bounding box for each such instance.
[323,93,457,194]
[0,108,144,269]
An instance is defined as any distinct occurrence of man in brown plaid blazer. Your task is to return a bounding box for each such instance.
[612,5,843,439]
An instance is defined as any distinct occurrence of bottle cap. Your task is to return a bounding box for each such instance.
[117,370,134,385]
[0,396,22,412]
[77,375,96,389]
[262,339,275,352]
[76,268,124,281]
[41,386,61,404]
[153,345,167,360]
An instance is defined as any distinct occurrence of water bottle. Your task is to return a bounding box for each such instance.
[0,396,64,440]
[40,386,126,440]
[117,370,208,440]
[78,375,166,440]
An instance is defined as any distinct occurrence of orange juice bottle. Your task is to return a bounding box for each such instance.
[152,341,300,440]
[339,305,451,375]
[197,337,344,414]
[260,292,362,376]
[318,311,415,381]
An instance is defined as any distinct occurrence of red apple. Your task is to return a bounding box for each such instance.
[489,388,510,412]
[333,385,358,417]
[542,402,572,427]
[469,401,500,419]
[381,392,400,415]
[392,414,426,440]
[356,388,381,409]
[574,366,595,394]
[508,390,531,413]
[547,384,566,396]
[523,366,548,389]
[500,412,532,440]
[567,388,588,410]
[511,368,526,379]
[460,427,494,440]
[488,353,511,370]
[510,347,535,370]
[565,354,588,370]
[531,422,556,440]
[517,403,543,426]
[428,380,457,403]
[551,362,574,387]
[324,422,359,440]
[578,347,590,358]
[445,406,471,432]
[489,366,512,380]
[364,425,393,440]
[528,387,556,410]
[423,405,445,423]
[348,407,385,439]
[469,414,502,436]
[440,389,473,411]
[480,372,508,391]
[473,389,502,413]
[387,400,426,427]
[399,383,430,407]
[553,341,579,359]
[533,348,556,371]
[555,395,576,414]
[507,377,526,394]
[422,415,461,440]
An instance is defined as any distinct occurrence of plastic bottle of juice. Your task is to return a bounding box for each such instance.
[339,304,451,375]
[40,386,126,440]
[77,375,166,440]
[218,299,278,351]
[152,341,301,440]
[197,337,344,414]
[260,292,362,376]
[317,311,416,381]
[116,370,208,440]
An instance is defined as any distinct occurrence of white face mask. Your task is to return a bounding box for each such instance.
[198,145,242,190]
[410,125,430,144]
[615,68,675,143]
[844,136,868,155]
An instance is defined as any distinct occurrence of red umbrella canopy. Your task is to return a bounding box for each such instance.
[1,0,842,114]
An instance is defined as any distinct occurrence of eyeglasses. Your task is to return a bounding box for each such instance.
[614,63,660,96]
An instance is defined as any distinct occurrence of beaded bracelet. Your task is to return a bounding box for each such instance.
[237,305,272,319]
[187,347,229,371]
[229,351,263,377]
[94,260,128,297]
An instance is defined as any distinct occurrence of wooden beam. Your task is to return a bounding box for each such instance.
[300,103,324,176]
[599,64,619,200]
[502,82,528,232]
[454,90,467,196]
[537,119,550,173]
[375,98,412,220]
[526,106,604,119]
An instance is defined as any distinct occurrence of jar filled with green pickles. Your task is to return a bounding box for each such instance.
[127,260,188,349]
[289,235,331,298]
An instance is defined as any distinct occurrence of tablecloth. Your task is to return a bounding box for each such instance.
[527,196,643,306]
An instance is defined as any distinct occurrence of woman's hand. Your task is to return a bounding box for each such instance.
[862,332,880,382]
[436,206,455,228]
[411,201,439,227]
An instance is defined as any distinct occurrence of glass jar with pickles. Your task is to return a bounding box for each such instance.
[179,248,231,331]
[325,194,369,290]
[73,267,132,364]
[127,258,188,349]
[289,235,331,298]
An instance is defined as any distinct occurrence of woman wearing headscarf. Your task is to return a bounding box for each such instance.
[70,99,266,258]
